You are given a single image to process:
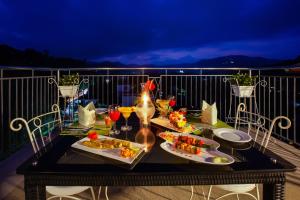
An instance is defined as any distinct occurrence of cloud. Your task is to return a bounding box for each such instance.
[94,35,300,65]
[0,0,300,62]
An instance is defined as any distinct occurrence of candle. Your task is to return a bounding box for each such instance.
[142,92,149,125]
[135,91,155,126]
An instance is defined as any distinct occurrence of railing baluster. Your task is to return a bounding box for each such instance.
[190,76,193,108]
[275,77,283,137]
[0,70,3,153]
[294,77,297,145]
[185,75,187,107]
[285,78,290,140]
[8,79,11,151]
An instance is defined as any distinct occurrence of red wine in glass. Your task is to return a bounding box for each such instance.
[109,110,120,121]
[108,105,120,135]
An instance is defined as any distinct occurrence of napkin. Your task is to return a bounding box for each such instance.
[200,100,217,125]
[78,102,96,127]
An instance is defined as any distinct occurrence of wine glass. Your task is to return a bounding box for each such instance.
[118,107,134,131]
[156,99,170,118]
[108,105,121,135]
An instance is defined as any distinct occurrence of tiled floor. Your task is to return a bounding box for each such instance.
[1,135,300,200]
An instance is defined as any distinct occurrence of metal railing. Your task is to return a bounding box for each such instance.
[0,68,57,159]
[0,66,299,160]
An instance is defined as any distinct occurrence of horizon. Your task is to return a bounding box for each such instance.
[0,0,300,65]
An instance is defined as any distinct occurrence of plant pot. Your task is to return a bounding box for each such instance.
[231,85,254,97]
[58,85,79,97]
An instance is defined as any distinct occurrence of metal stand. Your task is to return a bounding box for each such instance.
[224,78,267,124]
[48,77,89,125]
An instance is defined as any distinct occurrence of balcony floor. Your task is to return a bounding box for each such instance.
[0,134,300,200]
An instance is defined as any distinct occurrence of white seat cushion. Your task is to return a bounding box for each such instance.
[216,184,256,193]
[46,186,90,196]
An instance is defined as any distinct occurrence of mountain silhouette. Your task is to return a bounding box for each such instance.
[0,44,299,68]
[0,44,86,67]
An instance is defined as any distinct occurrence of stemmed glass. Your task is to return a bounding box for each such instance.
[108,104,121,135]
[156,99,170,118]
[118,107,134,131]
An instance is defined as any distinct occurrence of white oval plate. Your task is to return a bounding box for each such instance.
[213,128,252,143]
[160,142,234,165]
[158,131,220,149]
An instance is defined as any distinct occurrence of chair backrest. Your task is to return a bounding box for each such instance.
[234,103,291,149]
[10,104,62,153]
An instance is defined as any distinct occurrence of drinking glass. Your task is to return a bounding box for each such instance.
[108,105,121,135]
[118,107,134,131]
[156,99,170,118]
[104,115,112,128]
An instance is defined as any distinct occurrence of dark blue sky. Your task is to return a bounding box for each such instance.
[0,0,300,65]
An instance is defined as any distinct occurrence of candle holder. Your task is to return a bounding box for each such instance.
[135,91,155,126]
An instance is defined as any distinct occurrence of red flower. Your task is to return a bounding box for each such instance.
[88,132,98,140]
[145,80,156,91]
[169,99,176,107]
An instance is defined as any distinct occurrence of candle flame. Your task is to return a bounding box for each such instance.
[142,92,149,103]
[142,92,149,125]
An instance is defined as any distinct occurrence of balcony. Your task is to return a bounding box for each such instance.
[0,66,300,199]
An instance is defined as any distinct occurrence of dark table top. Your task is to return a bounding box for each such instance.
[17,119,296,178]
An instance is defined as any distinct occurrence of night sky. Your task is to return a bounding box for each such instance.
[0,0,300,65]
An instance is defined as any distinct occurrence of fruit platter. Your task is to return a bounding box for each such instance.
[151,111,195,133]
[71,133,145,164]
[159,132,234,165]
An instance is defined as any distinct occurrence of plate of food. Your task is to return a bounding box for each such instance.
[158,132,220,149]
[151,111,195,133]
[71,133,145,164]
[213,128,252,143]
[160,142,234,165]
[159,132,234,165]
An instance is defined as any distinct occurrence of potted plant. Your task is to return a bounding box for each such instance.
[58,73,80,97]
[230,73,257,97]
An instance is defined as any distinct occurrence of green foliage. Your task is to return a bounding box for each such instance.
[59,73,80,86]
[230,73,257,86]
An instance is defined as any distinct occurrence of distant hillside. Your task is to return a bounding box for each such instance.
[0,44,86,67]
[0,44,299,68]
[188,55,282,68]
[276,55,300,66]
